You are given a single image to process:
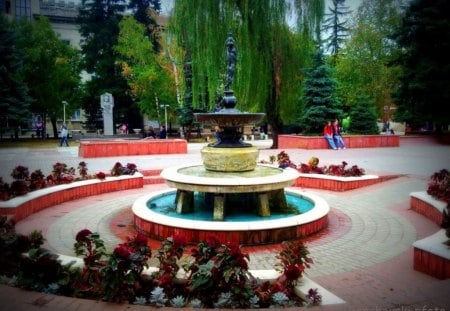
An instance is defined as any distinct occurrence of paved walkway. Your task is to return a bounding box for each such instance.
[1,136,450,310]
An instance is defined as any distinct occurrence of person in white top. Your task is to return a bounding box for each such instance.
[60,124,69,147]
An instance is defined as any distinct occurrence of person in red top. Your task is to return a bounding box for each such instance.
[332,119,346,149]
[323,121,337,150]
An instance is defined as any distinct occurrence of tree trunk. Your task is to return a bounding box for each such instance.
[51,117,58,139]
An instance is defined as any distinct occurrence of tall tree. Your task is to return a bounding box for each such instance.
[169,0,323,148]
[299,48,342,134]
[391,0,450,132]
[322,0,351,60]
[114,16,176,125]
[78,0,140,130]
[0,17,31,138]
[127,0,162,53]
[15,17,81,138]
[348,95,380,134]
[334,0,405,119]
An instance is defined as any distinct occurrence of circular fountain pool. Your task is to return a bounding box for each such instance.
[132,187,329,245]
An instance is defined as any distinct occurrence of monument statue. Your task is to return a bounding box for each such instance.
[225,32,237,91]
[100,92,114,135]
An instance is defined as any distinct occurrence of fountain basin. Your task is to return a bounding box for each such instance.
[160,164,300,220]
[160,163,299,192]
[201,146,259,171]
[132,188,329,245]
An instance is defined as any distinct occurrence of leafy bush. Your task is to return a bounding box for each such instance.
[427,169,450,203]
[111,162,138,176]
[262,153,366,177]
[0,221,320,308]
[0,161,139,201]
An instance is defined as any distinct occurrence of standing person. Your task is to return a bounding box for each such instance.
[159,125,167,139]
[323,121,337,150]
[60,124,69,147]
[332,119,346,149]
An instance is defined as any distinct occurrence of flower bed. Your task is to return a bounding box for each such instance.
[78,139,188,158]
[278,134,400,149]
[0,173,144,222]
[261,153,393,191]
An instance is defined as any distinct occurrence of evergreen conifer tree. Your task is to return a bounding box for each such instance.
[299,48,342,134]
[348,96,380,134]
[322,0,351,60]
[0,17,31,138]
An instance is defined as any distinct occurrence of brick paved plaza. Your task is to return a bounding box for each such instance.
[1,136,449,310]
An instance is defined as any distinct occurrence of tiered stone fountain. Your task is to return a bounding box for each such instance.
[132,33,329,245]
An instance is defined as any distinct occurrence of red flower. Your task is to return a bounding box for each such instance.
[96,171,106,180]
[114,245,132,259]
[133,233,148,247]
[76,229,93,242]
[284,264,302,280]
[158,274,173,289]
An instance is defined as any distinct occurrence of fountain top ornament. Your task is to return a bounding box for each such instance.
[194,33,264,163]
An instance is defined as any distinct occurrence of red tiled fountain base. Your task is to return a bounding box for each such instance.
[78,139,188,158]
[278,134,400,149]
[133,215,329,246]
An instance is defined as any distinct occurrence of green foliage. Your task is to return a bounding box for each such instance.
[115,16,176,121]
[1,220,319,308]
[0,17,31,132]
[334,0,404,120]
[170,0,323,147]
[78,0,142,130]
[391,0,450,131]
[348,96,380,134]
[300,48,343,134]
[14,17,82,138]
[101,233,152,303]
[427,169,450,204]
[128,0,162,53]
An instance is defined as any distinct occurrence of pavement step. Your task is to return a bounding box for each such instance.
[140,169,162,177]
[143,175,165,185]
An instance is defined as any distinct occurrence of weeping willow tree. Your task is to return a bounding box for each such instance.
[169,0,324,148]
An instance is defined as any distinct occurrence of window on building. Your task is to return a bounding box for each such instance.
[15,0,31,20]
[71,109,81,121]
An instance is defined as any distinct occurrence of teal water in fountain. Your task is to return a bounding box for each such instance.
[146,191,314,221]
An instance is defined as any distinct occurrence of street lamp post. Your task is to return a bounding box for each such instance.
[160,104,169,139]
[62,101,68,124]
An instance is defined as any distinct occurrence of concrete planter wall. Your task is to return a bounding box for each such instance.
[294,174,399,191]
[78,139,188,158]
[0,173,144,222]
[278,134,400,149]
[410,192,449,279]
